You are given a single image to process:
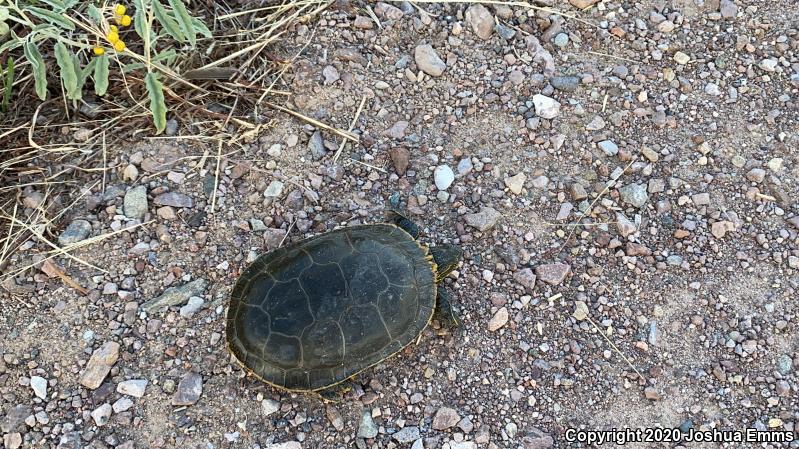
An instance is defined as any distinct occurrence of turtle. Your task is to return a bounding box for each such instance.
[225,211,462,399]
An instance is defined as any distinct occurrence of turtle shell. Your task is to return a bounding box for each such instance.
[226,224,437,391]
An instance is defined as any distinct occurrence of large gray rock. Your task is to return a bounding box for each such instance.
[720,0,737,18]
[308,131,326,160]
[616,212,637,237]
[172,372,203,406]
[357,409,378,439]
[533,94,560,119]
[56,433,82,449]
[265,443,301,449]
[465,207,501,232]
[123,186,148,219]
[550,76,580,92]
[598,140,618,156]
[30,376,47,399]
[465,4,494,40]
[153,192,194,208]
[142,279,207,312]
[415,44,446,77]
[393,426,421,443]
[513,268,537,293]
[91,403,112,426]
[374,2,404,20]
[58,220,92,246]
[79,341,120,389]
[432,406,460,430]
[434,165,455,190]
[535,263,572,285]
[618,183,649,208]
[117,379,148,398]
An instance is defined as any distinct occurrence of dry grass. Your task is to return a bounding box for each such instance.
[0,0,343,294]
[1,0,597,294]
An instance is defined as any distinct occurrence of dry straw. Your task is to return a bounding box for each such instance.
[0,0,336,294]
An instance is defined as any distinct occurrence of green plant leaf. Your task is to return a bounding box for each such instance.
[23,5,75,30]
[86,4,102,24]
[36,0,67,12]
[133,0,156,42]
[145,72,167,134]
[81,58,97,83]
[0,30,23,54]
[62,0,79,10]
[152,0,184,42]
[1,57,14,113]
[68,53,85,100]
[0,20,8,36]
[167,0,195,46]
[23,42,47,100]
[0,7,9,21]
[94,55,109,96]
[133,0,146,39]
[30,23,57,33]
[191,16,212,38]
[54,41,78,97]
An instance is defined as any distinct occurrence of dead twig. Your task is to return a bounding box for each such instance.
[333,95,368,163]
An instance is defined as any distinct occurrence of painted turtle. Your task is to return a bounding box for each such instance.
[226,213,461,397]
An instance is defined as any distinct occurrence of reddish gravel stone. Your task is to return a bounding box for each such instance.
[535,263,572,285]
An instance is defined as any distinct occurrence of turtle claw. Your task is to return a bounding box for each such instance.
[317,383,352,403]
[434,289,460,328]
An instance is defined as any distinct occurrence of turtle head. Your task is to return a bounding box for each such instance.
[430,244,461,283]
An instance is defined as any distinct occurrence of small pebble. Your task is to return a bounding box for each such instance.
[432,407,460,430]
[123,186,148,219]
[117,379,148,398]
[91,403,112,426]
[172,372,203,406]
[415,44,446,76]
[619,183,649,208]
[30,376,47,399]
[79,341,121,390]
[179,296,205,318]
[598,140,618,156]
[434,165,455,190]
[535,263,572,285]
[357,409,378,439]
[488,307,509,331]
[58,220,92,246]
[532,94,561,119]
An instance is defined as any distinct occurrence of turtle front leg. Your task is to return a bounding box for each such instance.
[385,209,421,239]
[317,382,352,403]
[434,289,460,328]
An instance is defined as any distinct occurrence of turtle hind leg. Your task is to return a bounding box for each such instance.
[429,244,462,282]
[385,209,421,239]
[317,382,352,403]
[434,289,460,328]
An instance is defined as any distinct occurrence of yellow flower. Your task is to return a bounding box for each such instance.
[120,15,132,27]
[114,4,126,15]
[106,31,119,43]
[93,46,105,56]
[113,40,126,52]
[110,25,118,33]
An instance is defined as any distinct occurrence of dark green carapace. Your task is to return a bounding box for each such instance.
[226,222,460,393]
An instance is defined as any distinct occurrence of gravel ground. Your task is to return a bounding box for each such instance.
[2,1,798,448]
